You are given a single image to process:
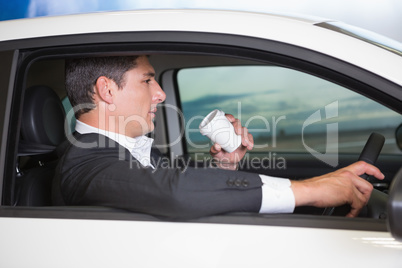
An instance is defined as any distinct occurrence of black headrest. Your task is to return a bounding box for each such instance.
[20,86,66,155]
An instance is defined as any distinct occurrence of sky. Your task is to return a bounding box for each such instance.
[0,0,401,42]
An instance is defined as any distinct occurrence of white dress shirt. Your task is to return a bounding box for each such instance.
[75,120,295,214]
[75,120,154,168]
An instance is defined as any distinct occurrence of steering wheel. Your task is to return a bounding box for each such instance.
[322,132,388,218]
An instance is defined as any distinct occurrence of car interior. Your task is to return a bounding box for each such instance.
[3,42,402,231]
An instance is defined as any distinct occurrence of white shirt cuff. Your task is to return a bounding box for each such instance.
[258,175,295,214]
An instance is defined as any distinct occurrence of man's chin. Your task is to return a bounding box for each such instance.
[144,122,155,135]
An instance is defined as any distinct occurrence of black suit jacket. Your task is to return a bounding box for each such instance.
[52,133,263,219]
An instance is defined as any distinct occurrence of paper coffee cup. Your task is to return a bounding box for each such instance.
[199,109,242,153]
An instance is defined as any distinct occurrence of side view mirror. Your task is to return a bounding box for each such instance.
[387,167,402,241]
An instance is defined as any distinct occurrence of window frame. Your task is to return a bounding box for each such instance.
[0,31,400,230]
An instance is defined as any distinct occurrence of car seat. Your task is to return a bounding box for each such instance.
[15,85,66,206]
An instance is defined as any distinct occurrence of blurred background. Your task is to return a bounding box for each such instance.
[0,0,401,42]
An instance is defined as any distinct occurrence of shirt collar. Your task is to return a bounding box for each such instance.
[75,120,154,168]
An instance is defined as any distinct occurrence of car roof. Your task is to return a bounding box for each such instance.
[1,9,402,86]
[0,9,327,41]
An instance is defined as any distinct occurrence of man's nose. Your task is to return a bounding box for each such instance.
[153,83,166,103]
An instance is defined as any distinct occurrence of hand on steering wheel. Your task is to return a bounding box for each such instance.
[322,132,385,216]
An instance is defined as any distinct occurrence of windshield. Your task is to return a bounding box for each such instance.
[316,21,402,57]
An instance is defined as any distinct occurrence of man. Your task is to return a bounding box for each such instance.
[52,55,384,219]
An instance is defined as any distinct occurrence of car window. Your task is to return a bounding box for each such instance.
[177,65,402,155]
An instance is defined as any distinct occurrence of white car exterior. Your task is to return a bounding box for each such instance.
[0,9,402,267]
[1,10,401,85]
[0,217,401,268]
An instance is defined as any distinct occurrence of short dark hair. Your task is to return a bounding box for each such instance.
[65,56,139,118]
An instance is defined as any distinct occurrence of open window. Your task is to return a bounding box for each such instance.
[177,65,402,157]
[0,35,399,231]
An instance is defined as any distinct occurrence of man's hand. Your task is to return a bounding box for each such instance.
[291,161,385,217]
[209,114,254,170]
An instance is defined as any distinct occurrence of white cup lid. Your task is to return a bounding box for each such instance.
[199,109,225,135]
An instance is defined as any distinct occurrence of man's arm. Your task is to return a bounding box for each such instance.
[53,134,264,219]
[209,114,385,217]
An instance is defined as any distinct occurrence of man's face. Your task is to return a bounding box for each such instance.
[112,56,166,137]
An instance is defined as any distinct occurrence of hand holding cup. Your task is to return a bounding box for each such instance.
[199,110,254,170]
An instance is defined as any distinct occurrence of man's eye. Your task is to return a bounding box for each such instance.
[145,79,151,84]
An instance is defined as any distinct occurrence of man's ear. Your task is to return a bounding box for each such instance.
[95,76,114,104]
